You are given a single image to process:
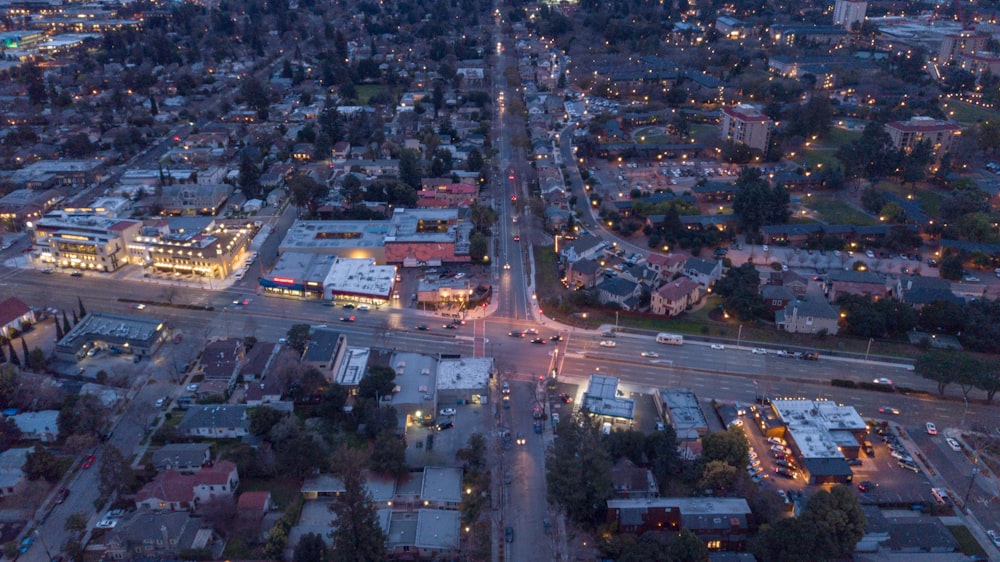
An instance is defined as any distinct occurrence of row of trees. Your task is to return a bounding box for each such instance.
[916,350,1000,403]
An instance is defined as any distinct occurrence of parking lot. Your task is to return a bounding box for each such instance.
[404,399,493,467]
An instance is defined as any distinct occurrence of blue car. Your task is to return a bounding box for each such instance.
[18,536,33,554]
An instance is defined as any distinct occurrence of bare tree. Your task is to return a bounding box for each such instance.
[199,496,238,538]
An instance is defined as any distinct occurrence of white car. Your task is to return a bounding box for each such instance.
[926,422,938,435]
[865,250,875,258]
[357,304,370,311]
[987,530,1000,548]
[751,348,767,355]
[599,340,617,348]
[96,519,118,529]
[439,408,456,417]
[640,351,659,358]
[186,384,199,392]
[946,437,961,451]
[710,344,725,350]
[767,437,787,446]
[762,245,769,252]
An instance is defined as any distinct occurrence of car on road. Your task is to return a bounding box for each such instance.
[513,235,520,242]
[443,322,459,329]
[503,263,511,270]
[155,397,167,408]
[70,271,83,277]
[129,303,146,310]
[926,422,938,435]
[640,351,659,358]
[987,530,1000,548]
[18,536,33,554]
[858,480,877,492]
[751,348,767,355]
[40,268,53,274]
[186,384,199,392]
[416,324,429,331]
[946,437,961,451]
[530,337,545,344]
[508,331,524,337]
[439,408,456,417]
[82,454,96,469]
[339,316,355,322]
[599,340,617,347]
[342,303,355,309]
[515,432,525,445]
[558,393,573,404]
[550,334,563,341]
[505,526,514,543]
[436,421,454,431]
[55,487,70,504]
[879,406,901,415]
[710,343,725,350]
[232,298,251,306]
[534,420,543,433]
[873,378,893,385]
[356,304,370,311]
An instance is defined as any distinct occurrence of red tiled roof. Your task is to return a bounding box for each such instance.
[237,491,270,513]
[722,106,771,122]
[655,277,699,301]
[384,242,468,263]
[198,461,237,485]
[0,297,30,327]
[109,220,138,232]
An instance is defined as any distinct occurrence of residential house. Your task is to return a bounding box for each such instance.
[237,491,273,538]
[775,298,841,335]
[151,444,212,472]
[10,411,59,442]
[597,277,642,311]
[825,270,889,301]
[239,342,277,381]
[650,277,700,317]
[102,510,217,561]
[767,270,809,296]
[301,329,347,379]
[895,275,962,309]
[198,339,245,386]
[606,497,752,551]
[0,448,29,497]
[559,234,605,263]
[683,257,723,288]
[645,253,686,284]
[565,258,600,289]
[761,284,796,312]
[176,405,251,439]
[610,458,658,499]
[0,297,35,340]
[134,461,239,512]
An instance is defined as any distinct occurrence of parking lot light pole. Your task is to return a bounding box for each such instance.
[865,338,873,361]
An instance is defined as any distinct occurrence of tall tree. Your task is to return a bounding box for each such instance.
[7,340,19,367]
[61,310,71,334]
[915,350,959,395]
[238,151,262,199]
[294,533,329,562]
[701,426,749,468]
[328,449,387,562]
[398,149,422,189]
[23,445,60,481]
[714,263,765,320]
[545,410,614,527]
[77,296,86,318]
[370,430,407,478]
[732,167,789,232]
[19,339,29,369]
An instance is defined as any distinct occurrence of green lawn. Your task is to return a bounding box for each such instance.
[941,100,1000,125]
[873,181,944,218]
[819,128,861,147]
[805,195,878,225]
[354,84,390,105]
[799,148,842,171]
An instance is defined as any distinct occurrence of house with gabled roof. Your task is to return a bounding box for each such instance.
[566,258,600,289]
[598,277,643,310]
[683,257,723,288]
[775,298,841,335]
[0,297,34,340]
[135,461,239,512]
[199,338,244,386]
[825,270,889,302]
[559,234,604,263]
[761,284,796,312]
[650,277,700,317]
[102,510,218,561]
[894,275,961,309]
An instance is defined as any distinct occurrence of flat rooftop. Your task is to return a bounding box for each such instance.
[324,257,395,299]
[659,388,708,438]
[279,219,389,252]
[436,357,492,390]
[265,252,337,285]
[335,347,371,387]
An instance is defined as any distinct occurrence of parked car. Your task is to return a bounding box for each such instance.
[436,421,454,431]
[767,437,787,446]
[55,488,70,504]
[946,438,961,451]
[774,467,798,479]
[925,422,938,435]
[710,344,725,350]
[439,408,456,417]
[751,348,767,355]
[82,454,96,469]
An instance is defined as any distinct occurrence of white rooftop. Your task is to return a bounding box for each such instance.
[324,257,395,300]
[436,357,492,391]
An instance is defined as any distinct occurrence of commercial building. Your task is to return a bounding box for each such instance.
[833,0,866,29]
[720,105,773,153]
[302,329,347,379]
[656,388,709,440]
[436,357,492,406]
[260,254,396,302]
[0,189,61,227]
[55,312,168,362]
[767,398,867,484]
[30,211,142,272]
[130,219,253,279]
[583,374,635,426]
[884,117,961,155]
[4,159,104,190]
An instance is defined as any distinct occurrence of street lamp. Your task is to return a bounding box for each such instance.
[865,338,873,361]
[737,324,743,348]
